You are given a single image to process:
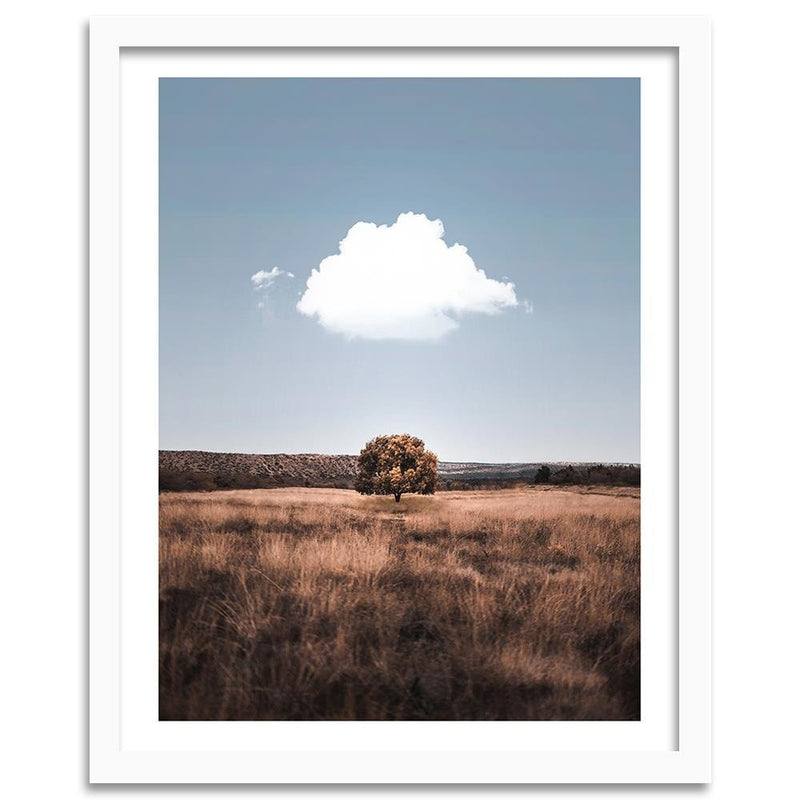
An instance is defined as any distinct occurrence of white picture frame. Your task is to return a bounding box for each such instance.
[90,15,710,784]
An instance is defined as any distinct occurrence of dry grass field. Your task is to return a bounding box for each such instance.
[160,487,639,720]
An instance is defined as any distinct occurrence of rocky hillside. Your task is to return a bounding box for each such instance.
[159,450,358,489]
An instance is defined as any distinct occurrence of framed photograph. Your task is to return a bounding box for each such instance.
[90,15,710,783]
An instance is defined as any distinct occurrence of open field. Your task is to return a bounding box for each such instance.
[160,487,640,720]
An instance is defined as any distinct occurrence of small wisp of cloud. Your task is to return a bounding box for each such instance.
[251,267,294,308]
[296,212,520,341]
[251,266,294,288]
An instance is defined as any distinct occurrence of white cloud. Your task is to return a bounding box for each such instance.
[251,267,294,311]
[296,212,518,340]
[251,267,294,289]
[522,299,534,314]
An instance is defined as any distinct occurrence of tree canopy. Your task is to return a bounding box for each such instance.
[354,434,438,502]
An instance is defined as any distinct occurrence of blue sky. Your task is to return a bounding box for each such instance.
[160,78,639,463]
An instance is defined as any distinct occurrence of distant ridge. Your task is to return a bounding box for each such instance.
[159,450,639,491]
[160,450,358,485]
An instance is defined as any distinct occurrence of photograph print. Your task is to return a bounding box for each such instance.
[158,77,641,721]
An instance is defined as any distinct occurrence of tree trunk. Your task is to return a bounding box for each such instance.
[394,493,401,503]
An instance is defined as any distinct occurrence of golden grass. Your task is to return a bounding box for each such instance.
[160,486,639,720]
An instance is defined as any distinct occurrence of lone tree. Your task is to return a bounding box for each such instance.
[354,434,438,502]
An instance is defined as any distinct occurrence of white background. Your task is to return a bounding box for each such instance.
[1,0,797,797]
